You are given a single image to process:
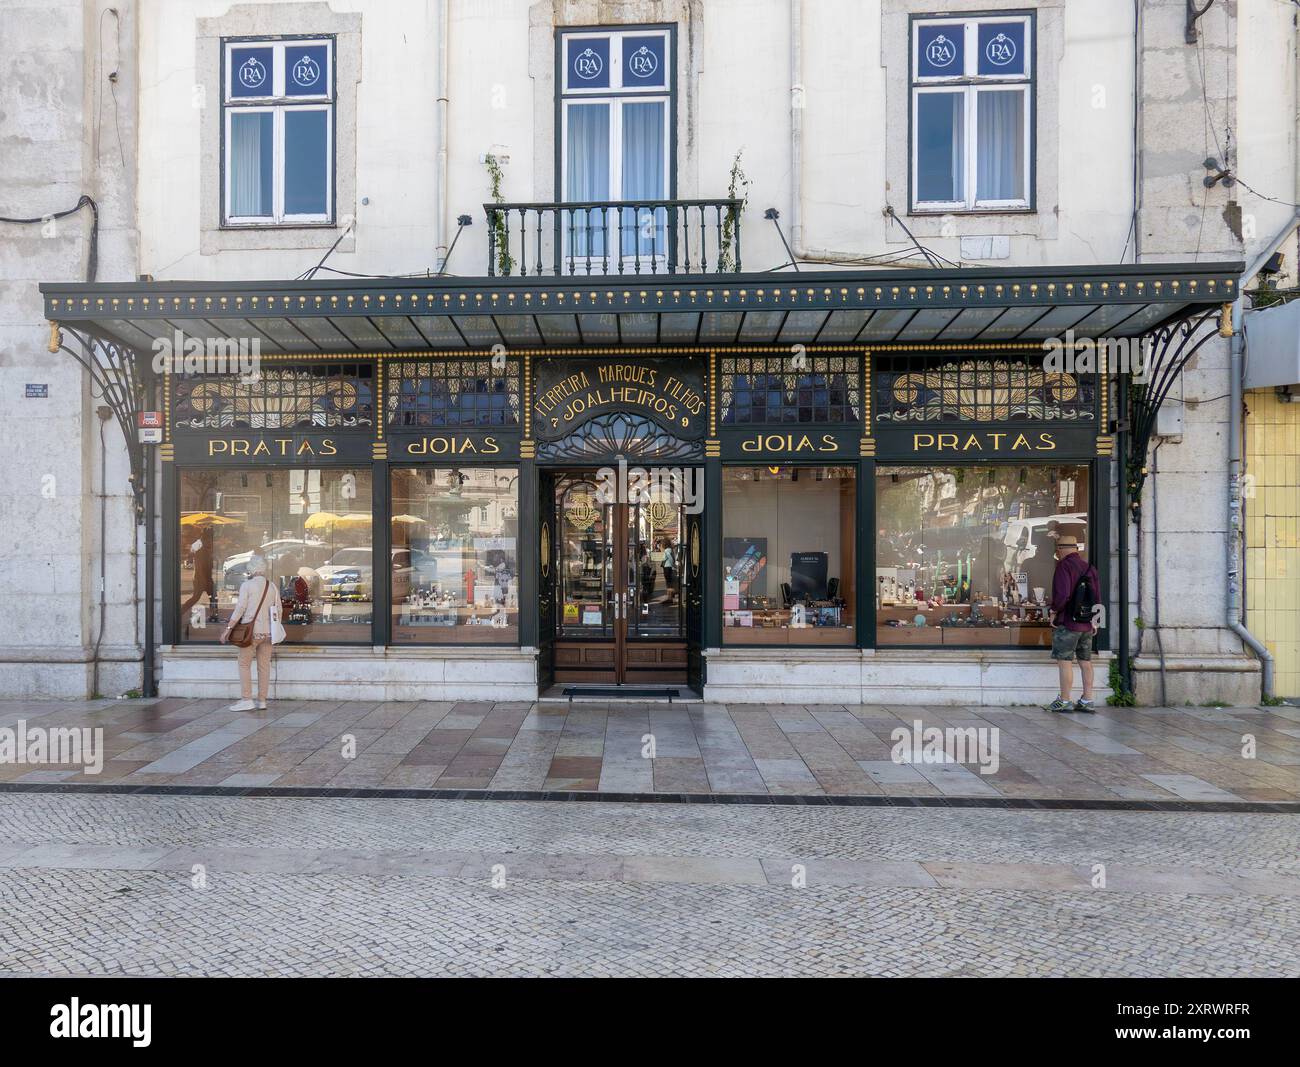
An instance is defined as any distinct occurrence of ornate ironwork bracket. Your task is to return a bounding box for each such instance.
[49,322,153,524]
[1120,306,1225,526]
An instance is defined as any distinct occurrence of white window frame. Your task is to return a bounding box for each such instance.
[910,15,1032,213]
[223,38,334,226]
[559,28,672,272]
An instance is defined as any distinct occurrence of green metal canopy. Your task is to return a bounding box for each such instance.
[41,261,1242,354]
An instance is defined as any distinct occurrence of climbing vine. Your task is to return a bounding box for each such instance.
[718,149,751,273]
[484,154,514,276]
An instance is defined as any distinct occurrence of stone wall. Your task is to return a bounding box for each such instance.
[0,0,142,698]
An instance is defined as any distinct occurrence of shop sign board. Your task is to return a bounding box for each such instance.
[173,433,372,463]
[532,356,707,442]
[873,424,1098,460]
[390,432,520,460]
[719,426,860,460]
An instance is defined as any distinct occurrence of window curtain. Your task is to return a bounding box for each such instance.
[976,90,1025,202]
[621,101,666,257]
[230,112,272,217]
[565,103,610,259]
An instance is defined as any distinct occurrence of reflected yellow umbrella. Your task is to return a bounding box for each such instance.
[303,511,341,531]
[180,512,243,527]
[333,512,373,529]
[390,514,427,526]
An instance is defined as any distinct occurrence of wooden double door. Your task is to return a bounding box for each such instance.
[547,470,692,685]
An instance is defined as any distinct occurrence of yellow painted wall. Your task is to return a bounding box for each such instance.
[1246,389,1300,697]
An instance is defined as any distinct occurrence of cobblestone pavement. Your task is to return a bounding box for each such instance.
[0,793,1296,976]
[1,697,1298,802]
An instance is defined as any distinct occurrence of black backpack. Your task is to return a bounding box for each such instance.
[1068,568,1097,623]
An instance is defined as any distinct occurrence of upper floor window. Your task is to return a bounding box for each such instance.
[911,14,1032,212]
[223,37,334,225]
[559,27,673,264]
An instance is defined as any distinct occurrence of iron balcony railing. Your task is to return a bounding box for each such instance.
[484,198,744,276]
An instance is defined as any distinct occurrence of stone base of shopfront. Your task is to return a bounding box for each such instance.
[702,648,1117,706]
[1132,653,1262,707]
[0,645,144,701]
[158,646,1114,705]
[159,645,539,702]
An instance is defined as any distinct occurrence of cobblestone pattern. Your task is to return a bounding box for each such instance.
[0,794,1296,977]
[2,698,1298,802]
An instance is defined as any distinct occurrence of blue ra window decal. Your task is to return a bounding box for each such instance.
[978,22,1025,76]
[285,44,330,96]
[229,46,274,98]
[567,35,610,89]
[622,35,666,87]
[916,25,962,79]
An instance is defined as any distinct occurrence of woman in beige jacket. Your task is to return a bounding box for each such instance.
[219,554,285,711]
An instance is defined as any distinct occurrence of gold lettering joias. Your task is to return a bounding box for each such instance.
[404,435,500,456]
[740,432,840,454]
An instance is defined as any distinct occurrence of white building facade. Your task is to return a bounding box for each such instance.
[5,0,1297,704]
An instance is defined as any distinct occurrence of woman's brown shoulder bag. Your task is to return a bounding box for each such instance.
[228,578,271,648]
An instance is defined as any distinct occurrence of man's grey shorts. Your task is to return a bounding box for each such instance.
[1051,626,1094,661]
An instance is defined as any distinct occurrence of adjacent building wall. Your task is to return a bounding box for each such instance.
[0,0,141,698]
[1245,388,1300,699]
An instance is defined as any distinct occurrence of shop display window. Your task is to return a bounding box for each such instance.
[721,466,856,645]
[178,468,374,643]
[875,464,1090,646]
[390,467,519,643]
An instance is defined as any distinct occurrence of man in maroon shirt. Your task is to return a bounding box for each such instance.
[1047,534,1100,713]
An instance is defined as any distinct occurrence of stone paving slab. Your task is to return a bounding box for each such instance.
[0,794,1296,976]
[0,698,1296,802]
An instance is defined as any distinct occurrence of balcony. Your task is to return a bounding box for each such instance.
[484,198,744,277]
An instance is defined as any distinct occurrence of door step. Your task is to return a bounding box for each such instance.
[560,685,682,706]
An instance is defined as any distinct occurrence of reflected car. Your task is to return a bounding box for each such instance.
[222,539,330,590]
[317,548,413,601]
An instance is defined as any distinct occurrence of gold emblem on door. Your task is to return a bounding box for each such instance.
[565,496,600,530]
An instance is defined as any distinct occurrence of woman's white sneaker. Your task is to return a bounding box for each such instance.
[228,699,256,712]
[256,700,268,710]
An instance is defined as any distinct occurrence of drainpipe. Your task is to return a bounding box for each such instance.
[789,0,895,265]
[1227,216,1300,701]
[434,0,450,267]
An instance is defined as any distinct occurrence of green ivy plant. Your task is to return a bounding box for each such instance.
[1106,658,1137,706]
[484,154,514,276]
[718,149,751,273]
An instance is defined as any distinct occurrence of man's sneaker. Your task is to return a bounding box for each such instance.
[1047,698,1075,713]
[1074,699,1096,713]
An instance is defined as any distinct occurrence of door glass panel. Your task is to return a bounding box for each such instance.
[628,499,684,638]
[558,476,612,637]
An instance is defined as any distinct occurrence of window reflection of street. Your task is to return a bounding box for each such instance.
[178,468,374,643]
[390,468,519,643]
[875,464,1090,646]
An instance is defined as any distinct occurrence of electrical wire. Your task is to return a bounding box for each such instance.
[0,195,99,281]
[1233,176,1300,209]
